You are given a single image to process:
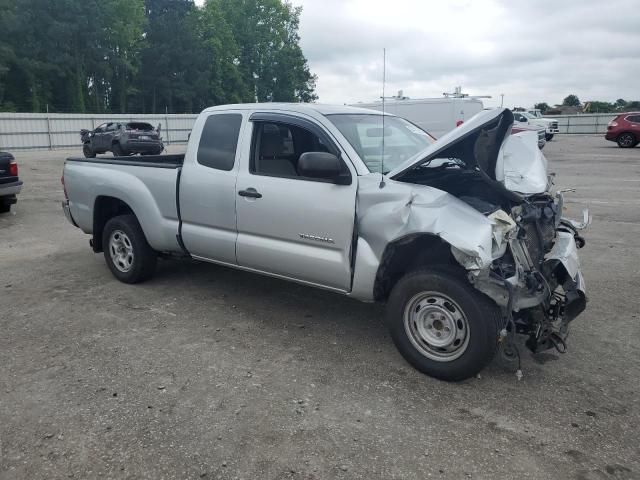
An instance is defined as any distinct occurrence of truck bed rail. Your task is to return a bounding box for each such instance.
[66,154,185,169]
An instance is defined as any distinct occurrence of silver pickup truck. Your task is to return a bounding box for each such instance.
[62,104,588,381]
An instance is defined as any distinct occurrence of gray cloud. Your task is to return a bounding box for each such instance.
[294,0,640,108]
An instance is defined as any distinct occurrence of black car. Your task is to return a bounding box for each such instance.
[0,152,22,213]
[81,122,164,157]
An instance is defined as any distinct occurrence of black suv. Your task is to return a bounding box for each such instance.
[81,122,164,157]
[0,152,22,213]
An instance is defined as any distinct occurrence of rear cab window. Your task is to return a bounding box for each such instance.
[197,113,243,171]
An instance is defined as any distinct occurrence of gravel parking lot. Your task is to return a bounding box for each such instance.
[1,137,639,480]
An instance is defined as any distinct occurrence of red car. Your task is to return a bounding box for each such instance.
[605,112,640,148]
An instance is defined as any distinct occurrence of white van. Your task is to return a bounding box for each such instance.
[353,93,484,138]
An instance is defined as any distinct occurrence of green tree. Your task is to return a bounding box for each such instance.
[584,101,614,113]
[0,0,316,113]
[214,0,317,103]
[615,98,626,109]
[562,94,581,107]
[534,102,550,114]
[135,0,205,113]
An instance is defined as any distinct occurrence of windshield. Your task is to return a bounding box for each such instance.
[522,112,537,120]
[326,114,435,173]
[127,122,154,131]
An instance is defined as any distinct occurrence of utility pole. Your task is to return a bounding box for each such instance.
[500,93,504,108]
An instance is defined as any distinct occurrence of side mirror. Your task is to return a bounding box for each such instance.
[298,152,349,184]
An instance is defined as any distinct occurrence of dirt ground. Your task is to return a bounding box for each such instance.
[1,137,639,480]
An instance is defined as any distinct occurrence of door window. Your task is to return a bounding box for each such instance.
[251,121,341,180]
[197,113,243,171]
[626,115,640,123]
[105,123,118,132]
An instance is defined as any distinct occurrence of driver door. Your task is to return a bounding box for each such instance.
[235,113,357,292]
[92,123,107,151]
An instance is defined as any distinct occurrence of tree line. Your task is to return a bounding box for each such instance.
[534,95,640,114]
[0,0,317,114]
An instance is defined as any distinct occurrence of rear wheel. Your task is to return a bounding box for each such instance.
[386,269,501,381]
[617,133,636,148]
[83,143,96,158]
[0,203,11,213]
[102,214,157,283]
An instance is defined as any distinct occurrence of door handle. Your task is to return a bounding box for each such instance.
[238,188,262,199]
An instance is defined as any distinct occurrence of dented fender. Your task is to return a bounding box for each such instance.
[350,175,502,301]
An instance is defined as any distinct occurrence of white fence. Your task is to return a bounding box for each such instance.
[0,112,198,151]
[0,111,619,151]
[544,113,616,134]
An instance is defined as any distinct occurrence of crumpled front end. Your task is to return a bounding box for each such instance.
[463,192,589,353]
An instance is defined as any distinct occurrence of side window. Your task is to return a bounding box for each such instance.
[95,123,107,132]
[251,121,341,180]
[105,123,117,132]
[627,115,640,123]
[197,113,243,171]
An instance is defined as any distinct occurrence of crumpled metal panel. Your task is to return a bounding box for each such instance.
[546,230,585,292]
[357,174,496,269]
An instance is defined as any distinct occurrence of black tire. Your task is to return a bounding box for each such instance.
[545,133,554,141]
[83,143,96,158]
[386,268,502,381]
[102,214,157,284]
[112,142,125,156]
[617,133,636,148]
[0,203,10,213]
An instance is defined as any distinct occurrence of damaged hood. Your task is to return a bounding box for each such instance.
[388,108,513,182]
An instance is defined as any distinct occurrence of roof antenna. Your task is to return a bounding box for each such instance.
[379,47,386,189]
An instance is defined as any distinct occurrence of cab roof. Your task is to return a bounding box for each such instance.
[201,103,388,117]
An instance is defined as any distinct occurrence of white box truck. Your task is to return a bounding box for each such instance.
[352,88,485,138]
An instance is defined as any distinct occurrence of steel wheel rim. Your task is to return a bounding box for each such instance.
[620,134,634,147]
[403,291,470,362]
[109,230,134,273]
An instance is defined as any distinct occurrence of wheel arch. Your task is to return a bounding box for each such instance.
[373,233,464,302]
[92,196,135,252]
[617,131,637,139]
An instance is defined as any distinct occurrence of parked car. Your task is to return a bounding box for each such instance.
[605,112,640,148]
[512,124,546,149]
[513,111,559,141]
[80,122,164,157]
[62,105,588,381]
[0,152,22,213]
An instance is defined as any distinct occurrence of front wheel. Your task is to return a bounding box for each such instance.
[83,143,96,158]
[617,133,636,148]
[545,133,554,141]
[102,214,157,283]
[386,269,501,381]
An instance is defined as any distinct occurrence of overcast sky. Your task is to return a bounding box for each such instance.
[196,0,640,108]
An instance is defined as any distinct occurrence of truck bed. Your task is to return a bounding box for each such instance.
[66,154,185,169]
[64,153,186,253]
